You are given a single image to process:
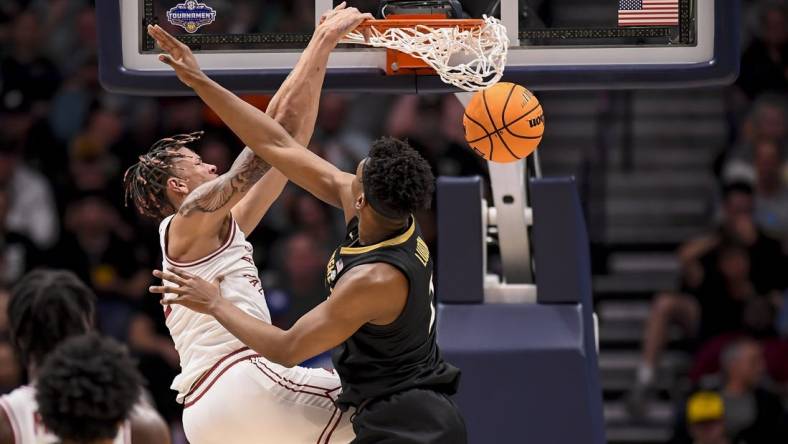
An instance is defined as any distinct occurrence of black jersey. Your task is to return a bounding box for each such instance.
[325,217,461,409]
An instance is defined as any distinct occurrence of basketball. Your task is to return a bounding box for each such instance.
[463,82,545,163]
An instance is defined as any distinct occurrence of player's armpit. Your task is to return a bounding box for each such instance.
[334,171,358,223]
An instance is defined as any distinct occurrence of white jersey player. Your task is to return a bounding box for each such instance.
[0,385,131,444]
[0,269,169,444]
[157,215,352,443]
[123,5,371,443]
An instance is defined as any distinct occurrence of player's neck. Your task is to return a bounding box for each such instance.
[170,195,185,212]
[359,215,409,246]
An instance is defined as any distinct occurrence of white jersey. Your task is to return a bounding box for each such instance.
[0,385,131,444]
[159,215,272,401]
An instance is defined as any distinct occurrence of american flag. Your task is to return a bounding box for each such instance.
[618,0,679,26]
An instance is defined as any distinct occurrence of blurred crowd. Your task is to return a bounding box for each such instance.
[0,0,487,436]
[626,1,788,443]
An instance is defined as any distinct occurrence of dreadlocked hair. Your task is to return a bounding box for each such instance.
[123,131,204,219]
[8,269,96,370]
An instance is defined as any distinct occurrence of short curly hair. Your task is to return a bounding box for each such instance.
[362,137,435,219]
[35,333,143,443]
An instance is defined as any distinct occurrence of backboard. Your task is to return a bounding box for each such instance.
[97,0,739,95]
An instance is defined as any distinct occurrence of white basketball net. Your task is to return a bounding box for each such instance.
[343,16,509,92]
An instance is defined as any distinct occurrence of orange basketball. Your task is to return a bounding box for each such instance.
[463,82,545,163]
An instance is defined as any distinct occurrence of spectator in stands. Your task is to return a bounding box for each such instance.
[49,55,101,143]
[386,94,485,178]
[629,183,787,413]
[49,194,150,339]
[736,2,787,101]
[752,140,788,242]
[673,339,787,443]
[0,138,59,250]
[0,185,40,284]
[314,93,373,173]
[689,296,778,383]
[27,0,91,67]
[680,391,730,444]
[0,10,61,111]
[720,93,787,178]
[273,232,332,328]
[285,192,341,250]
[61,105,133,212]
[127,296,182,426]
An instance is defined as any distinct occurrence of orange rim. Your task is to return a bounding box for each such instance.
[355,18,485,31]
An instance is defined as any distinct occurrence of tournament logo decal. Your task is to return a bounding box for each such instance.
[166,1,216,33]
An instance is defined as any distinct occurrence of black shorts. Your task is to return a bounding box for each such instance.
[350,388,467,444]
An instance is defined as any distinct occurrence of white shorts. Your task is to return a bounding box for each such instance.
[181,348,354,444]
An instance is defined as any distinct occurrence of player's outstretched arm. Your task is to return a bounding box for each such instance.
[151,264,407,367]
[230,3,357,235]
[148,8,371,214]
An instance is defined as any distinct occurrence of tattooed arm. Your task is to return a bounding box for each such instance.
[178,148,272,217]
[148,8,370,223]
[229,15,337,236]
[166,148,271,261]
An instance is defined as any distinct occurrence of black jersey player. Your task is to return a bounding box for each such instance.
[147,23,466,443]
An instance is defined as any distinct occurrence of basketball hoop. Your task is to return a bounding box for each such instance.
[342,15,508,92]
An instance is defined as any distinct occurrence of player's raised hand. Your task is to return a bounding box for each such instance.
[319,1,347,24]
[150,268,224,315]
[318,3,373,43]
[147,24,205,88]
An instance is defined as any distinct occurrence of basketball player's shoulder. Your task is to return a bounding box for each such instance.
[158,214,175,235]
[0,384,34,411]
[0,394,14,444]
[128,402,171,444]
[0,385,34,444]
[341,262,406,288]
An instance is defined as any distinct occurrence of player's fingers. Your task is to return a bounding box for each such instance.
[335,1,347,11]
[158,25,190,51]
[155,34,180,54]
[168,267,194,281]
[160,297,179,306]
[355,12,374,27]
[149,25,171,46]
[153,269,187,286]
[153,25,186,51]
[158,54,176,66]
[152,25,175,43]
[149,285,185,295]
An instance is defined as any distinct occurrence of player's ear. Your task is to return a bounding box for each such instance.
[167,177,189,195]
[355,193,365,210]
